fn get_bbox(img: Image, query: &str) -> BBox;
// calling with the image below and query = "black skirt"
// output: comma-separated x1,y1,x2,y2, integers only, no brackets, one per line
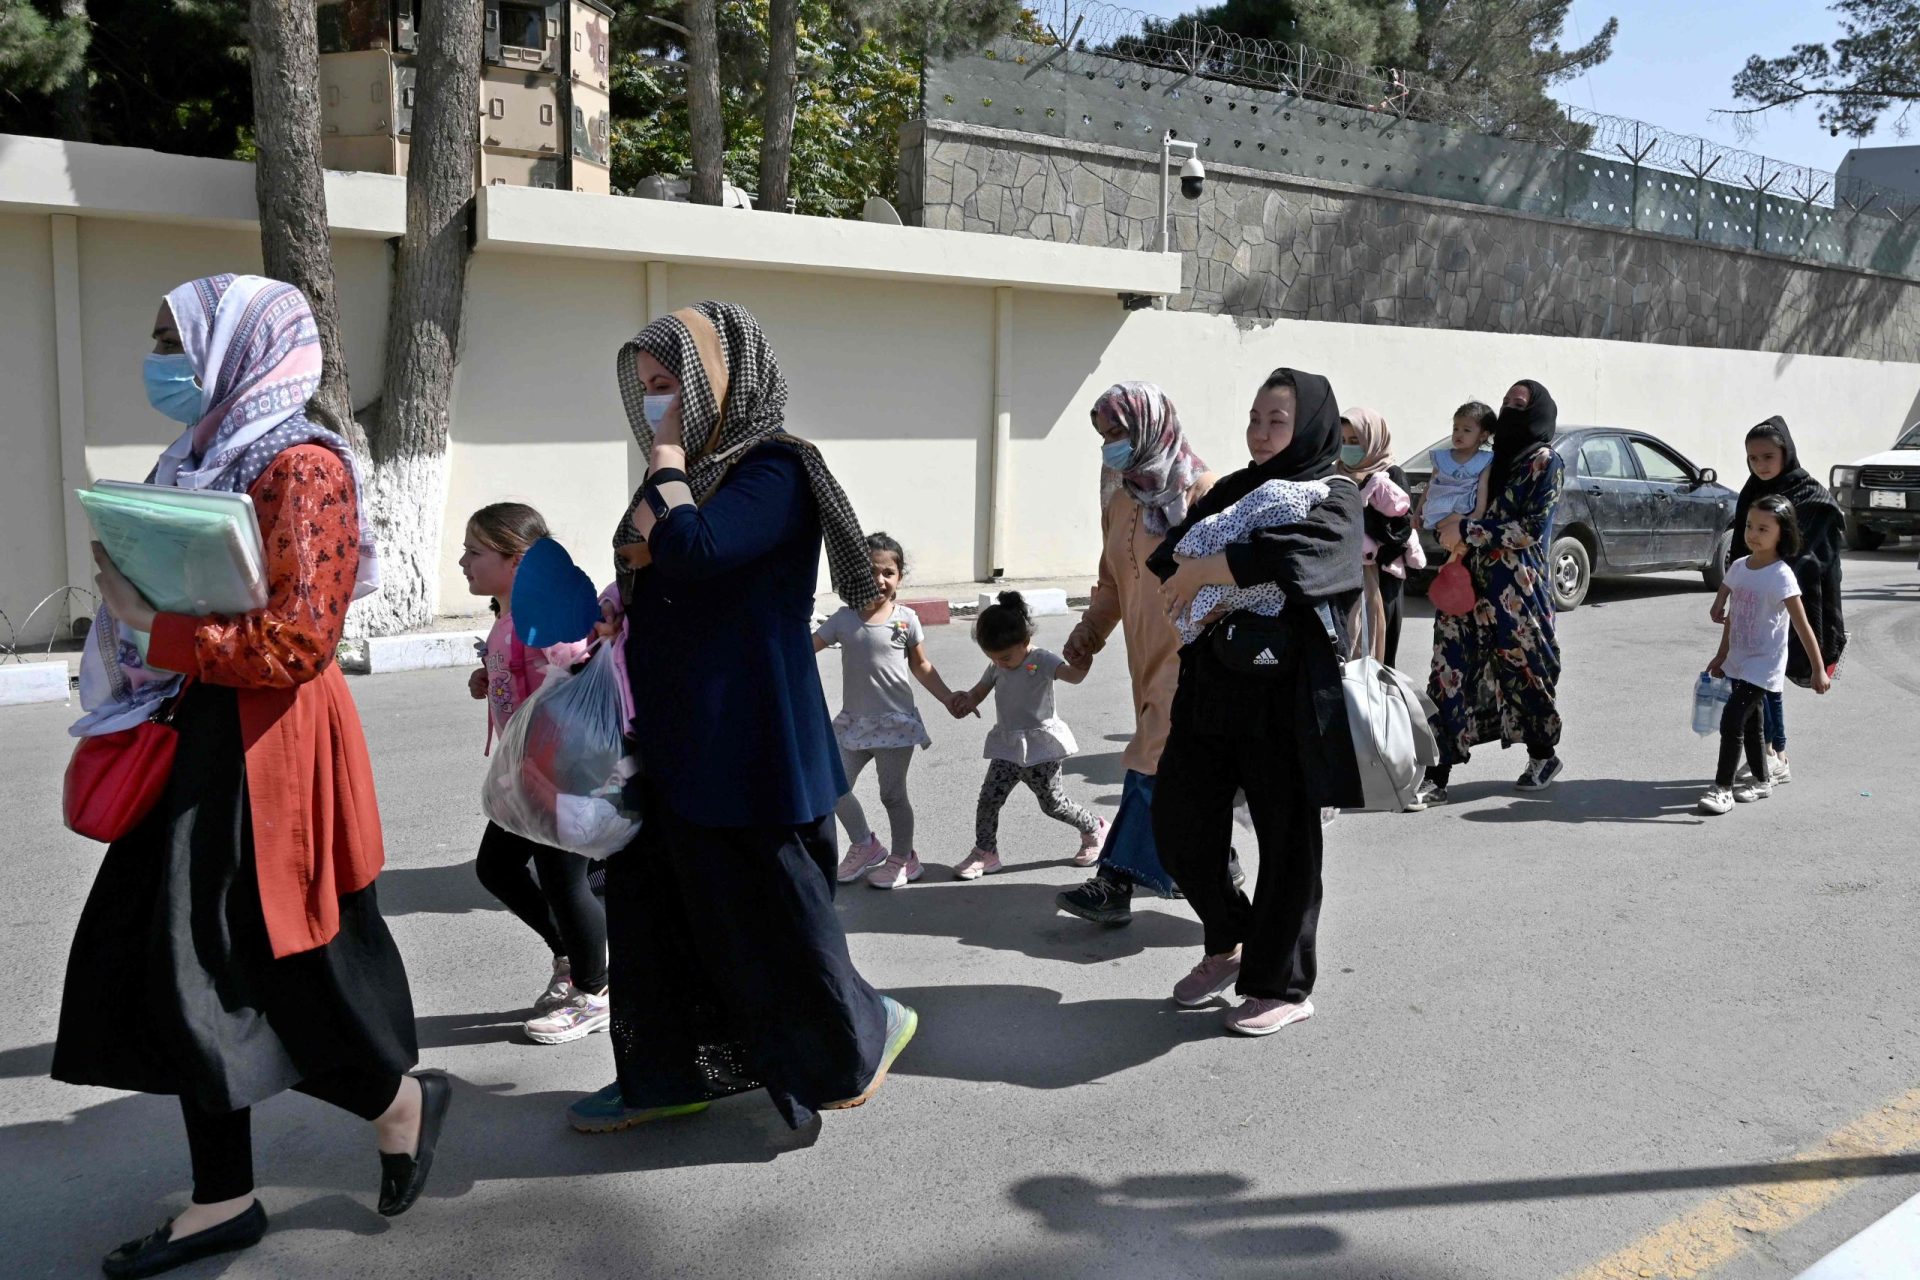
605,786,886,1130
52,686,417,1113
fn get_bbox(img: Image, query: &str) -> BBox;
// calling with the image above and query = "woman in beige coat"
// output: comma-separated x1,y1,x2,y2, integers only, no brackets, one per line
1057,382,1227,927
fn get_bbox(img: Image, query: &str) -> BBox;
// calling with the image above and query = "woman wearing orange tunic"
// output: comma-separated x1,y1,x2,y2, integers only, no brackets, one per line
54,275,444,1279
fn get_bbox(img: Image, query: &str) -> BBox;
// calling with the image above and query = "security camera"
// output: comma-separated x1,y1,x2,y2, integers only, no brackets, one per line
1180,155,1206,200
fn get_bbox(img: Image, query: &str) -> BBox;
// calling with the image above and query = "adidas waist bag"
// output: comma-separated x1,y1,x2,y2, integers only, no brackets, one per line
1209,611,1296,679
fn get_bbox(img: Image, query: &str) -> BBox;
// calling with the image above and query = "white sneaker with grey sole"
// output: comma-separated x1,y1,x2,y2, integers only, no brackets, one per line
525,988,610,1044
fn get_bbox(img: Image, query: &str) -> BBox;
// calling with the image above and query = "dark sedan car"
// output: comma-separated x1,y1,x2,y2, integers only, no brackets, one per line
1403,427,1738,610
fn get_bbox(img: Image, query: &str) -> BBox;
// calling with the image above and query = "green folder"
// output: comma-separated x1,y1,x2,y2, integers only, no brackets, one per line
77,482,268,664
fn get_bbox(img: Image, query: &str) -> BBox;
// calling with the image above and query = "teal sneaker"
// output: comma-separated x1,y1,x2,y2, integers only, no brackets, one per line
566,1082,711,1134
821,996,918,1111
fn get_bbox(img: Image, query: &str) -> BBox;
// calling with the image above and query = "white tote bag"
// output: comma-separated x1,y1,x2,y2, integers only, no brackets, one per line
1317,602,1440,813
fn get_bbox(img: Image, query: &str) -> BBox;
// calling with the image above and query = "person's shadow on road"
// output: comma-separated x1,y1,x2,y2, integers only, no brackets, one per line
883,983,1221,1089
1446,777,1704,825
838,878,1202,963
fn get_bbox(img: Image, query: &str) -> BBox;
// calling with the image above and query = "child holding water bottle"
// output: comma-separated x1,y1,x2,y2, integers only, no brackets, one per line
1697,495,1830,816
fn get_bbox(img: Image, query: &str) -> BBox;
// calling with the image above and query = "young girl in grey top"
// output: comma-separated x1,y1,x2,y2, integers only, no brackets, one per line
814,534,969,890
953,592,1108,881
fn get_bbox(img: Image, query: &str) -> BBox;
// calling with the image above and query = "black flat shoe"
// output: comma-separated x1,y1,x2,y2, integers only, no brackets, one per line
378,1071,452,1218
102,1200,267,1279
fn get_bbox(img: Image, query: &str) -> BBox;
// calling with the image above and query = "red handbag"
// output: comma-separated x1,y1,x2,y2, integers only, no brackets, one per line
63,689,186,843
1429,554,1476,617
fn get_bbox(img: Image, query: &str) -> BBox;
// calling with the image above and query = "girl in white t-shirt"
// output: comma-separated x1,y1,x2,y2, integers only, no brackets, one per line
1699,495,1831,815
814,533,971,890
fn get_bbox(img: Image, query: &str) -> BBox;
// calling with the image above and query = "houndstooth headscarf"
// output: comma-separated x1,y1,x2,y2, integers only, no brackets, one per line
614,301,880,609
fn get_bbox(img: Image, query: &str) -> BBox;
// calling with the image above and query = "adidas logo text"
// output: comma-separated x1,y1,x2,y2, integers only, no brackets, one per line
1253,649,1278,665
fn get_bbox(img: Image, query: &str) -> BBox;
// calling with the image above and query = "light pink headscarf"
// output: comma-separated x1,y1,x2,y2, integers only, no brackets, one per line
74,274,379,736
1094,381,1208,535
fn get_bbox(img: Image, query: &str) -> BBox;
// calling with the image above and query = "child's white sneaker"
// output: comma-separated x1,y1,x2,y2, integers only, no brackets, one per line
1734,779,1773,804
524,987,611,1044
534,955,572,1014
1769,752,1792,784
1698,785,1734,815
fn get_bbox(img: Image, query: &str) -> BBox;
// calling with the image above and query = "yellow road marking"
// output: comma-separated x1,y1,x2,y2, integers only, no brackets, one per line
1565,1087,1920,1280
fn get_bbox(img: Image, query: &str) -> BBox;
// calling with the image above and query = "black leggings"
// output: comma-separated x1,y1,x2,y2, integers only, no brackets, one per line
1379,570,1405,670
474,822,608,992
1716,679,1770,788
180,1071,401,1203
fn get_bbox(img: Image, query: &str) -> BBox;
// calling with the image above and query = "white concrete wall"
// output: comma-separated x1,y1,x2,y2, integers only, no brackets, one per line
3,136,1916,644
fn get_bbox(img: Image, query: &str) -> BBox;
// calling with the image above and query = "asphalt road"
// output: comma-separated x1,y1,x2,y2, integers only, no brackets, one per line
3,551,1917,1280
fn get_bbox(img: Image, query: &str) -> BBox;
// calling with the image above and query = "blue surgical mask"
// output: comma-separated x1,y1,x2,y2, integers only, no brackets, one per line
144,353,203,424
1340,443,1368,468
642,393,674,429
1101,440,1133,471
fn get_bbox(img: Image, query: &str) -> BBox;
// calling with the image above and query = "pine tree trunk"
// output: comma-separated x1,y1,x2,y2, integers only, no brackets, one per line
53,0,90,141
685,0,725,204
757,0,799,212
351,0,482,636
246,0,358,446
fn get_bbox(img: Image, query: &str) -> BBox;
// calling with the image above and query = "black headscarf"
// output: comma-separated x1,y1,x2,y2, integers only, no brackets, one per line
1730,416,1836,557
1729,416,1846,676
1150,367,1361,602
1488,379,1558,495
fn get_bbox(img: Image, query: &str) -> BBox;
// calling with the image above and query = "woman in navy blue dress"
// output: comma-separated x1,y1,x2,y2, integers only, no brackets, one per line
566,302,916,1134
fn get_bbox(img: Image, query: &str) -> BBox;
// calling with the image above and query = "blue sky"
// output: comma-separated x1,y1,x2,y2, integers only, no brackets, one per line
1119,0,1865,174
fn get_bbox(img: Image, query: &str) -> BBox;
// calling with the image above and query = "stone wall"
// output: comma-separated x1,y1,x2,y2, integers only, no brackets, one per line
900,119,1920,364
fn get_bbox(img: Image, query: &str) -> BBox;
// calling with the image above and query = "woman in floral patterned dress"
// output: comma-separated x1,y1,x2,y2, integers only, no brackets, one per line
1416,379,1567,806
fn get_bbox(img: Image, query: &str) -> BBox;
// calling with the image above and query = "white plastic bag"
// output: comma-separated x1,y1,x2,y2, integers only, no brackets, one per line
482,642,641,856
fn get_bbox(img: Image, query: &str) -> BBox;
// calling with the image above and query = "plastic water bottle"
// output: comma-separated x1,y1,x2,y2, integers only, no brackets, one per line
1692,673,1728,736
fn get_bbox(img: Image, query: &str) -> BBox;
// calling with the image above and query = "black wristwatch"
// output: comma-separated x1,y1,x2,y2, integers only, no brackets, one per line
641,467,689,523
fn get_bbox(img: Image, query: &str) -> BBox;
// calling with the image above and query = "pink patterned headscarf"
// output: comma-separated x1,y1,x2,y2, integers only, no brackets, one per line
74,274,379,736
1094,381,1208,535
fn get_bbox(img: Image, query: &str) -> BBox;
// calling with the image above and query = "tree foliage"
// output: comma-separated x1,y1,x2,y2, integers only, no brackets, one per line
1116,0,1614,138
609,0,984,214
0,0,90,99
3,0,250,153
1734,0,1920,139
1413,0,1615,138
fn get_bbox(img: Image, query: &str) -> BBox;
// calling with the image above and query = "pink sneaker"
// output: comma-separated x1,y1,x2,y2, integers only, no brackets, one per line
1172,948,1242,1007
1224,996,1314,1038
954,848,1003,880
1072,817,1109,867
837,834,889,883
866,850,922,890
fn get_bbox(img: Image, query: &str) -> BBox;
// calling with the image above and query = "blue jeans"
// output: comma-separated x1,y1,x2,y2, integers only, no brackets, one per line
1097,770,1177,898
1762,690,1786,752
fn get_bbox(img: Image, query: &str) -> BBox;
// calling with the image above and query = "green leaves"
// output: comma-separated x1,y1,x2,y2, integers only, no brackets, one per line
611,0,926,215
1,0,92,97
1734,0,1920,139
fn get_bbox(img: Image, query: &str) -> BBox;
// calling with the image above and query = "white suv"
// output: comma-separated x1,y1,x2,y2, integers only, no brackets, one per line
1831,422,1920,550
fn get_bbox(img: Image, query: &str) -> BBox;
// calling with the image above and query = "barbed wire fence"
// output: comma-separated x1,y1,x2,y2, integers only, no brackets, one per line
982,0,1912,220
0,587,95,668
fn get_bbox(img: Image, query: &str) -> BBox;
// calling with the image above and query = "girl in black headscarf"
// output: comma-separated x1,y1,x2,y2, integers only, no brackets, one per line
1714,416,1845,782
1418,379,1567,806
1146,368,1364,1039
